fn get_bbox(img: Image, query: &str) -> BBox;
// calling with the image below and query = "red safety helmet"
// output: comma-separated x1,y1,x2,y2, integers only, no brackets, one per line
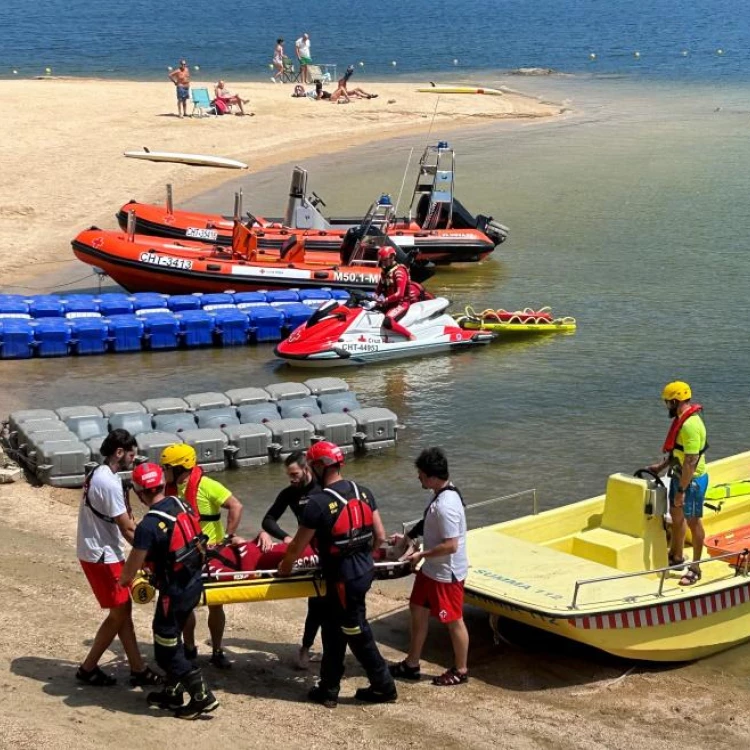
131,462,165,492
307,440,345,467
377,246,397,263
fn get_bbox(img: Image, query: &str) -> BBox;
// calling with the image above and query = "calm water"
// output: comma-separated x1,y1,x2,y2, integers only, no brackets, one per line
2,0,750,81
3,75,750,538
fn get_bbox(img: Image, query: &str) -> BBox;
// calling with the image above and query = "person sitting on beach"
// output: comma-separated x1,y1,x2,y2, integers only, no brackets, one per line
334,65,378,101
213,80,252,116
314,80,332,100
168,59,191,118
271,38,285,82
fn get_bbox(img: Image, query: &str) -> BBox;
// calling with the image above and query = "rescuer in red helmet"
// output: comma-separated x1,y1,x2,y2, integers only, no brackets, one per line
277,441,397,708
374,246,416,341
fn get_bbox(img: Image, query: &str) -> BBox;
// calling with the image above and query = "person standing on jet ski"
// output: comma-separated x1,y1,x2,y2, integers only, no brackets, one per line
375,246,430,341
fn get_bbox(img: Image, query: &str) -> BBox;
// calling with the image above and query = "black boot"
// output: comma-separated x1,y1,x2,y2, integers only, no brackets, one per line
147,680,184,709
174,668,219,720
308,683,339,708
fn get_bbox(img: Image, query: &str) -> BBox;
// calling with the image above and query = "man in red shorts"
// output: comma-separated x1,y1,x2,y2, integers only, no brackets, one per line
389,447,469,686
76,429,160,688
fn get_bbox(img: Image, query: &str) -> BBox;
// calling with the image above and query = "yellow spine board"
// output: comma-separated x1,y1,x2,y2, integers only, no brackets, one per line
201,576,326,606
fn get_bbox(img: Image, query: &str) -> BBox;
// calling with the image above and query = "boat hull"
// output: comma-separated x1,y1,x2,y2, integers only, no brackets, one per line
464,450,750,662
72,233,381,294
116,205,497,264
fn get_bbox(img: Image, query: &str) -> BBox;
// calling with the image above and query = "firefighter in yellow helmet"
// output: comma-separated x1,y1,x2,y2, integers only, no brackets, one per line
160,444,273,668
647,381,708,586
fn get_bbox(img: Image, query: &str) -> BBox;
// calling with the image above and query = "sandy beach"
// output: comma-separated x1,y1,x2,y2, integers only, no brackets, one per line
0,78,560,288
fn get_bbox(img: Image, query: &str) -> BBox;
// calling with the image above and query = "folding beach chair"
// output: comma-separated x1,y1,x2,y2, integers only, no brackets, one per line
191,88,216,117
281,56,300,83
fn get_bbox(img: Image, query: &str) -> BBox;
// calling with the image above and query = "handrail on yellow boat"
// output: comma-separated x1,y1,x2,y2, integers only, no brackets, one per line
569,548,749,609
403,488,538,529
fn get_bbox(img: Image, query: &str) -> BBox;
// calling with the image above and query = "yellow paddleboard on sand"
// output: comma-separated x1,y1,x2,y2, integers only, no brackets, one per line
417,85,503,96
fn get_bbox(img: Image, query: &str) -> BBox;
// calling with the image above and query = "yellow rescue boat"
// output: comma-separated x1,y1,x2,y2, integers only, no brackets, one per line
465,450,750,662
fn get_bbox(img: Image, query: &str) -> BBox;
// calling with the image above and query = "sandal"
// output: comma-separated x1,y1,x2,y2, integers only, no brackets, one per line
389,660,421,681
679,566,702,586
76,665,116,687
668,553,687,570
431,667,468,686
129,666,163,687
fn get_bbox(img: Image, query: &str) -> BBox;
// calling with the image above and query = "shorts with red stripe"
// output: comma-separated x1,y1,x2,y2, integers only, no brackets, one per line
409,570,465,623
80,560,130,609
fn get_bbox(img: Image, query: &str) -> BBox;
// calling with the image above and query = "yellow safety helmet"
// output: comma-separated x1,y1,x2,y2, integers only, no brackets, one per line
662,381,692,402
160,443,197,469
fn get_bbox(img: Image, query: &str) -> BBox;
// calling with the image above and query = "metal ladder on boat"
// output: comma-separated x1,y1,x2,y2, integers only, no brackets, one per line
409,141,455,229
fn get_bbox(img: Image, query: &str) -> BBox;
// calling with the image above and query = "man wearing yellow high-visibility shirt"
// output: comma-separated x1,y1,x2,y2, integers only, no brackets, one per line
648,381,708,586
160,444,274,668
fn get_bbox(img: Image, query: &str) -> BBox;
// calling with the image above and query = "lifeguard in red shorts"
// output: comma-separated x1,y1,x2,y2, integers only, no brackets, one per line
375,246,416,341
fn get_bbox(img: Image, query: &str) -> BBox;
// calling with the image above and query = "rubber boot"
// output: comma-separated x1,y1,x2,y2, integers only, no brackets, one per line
174,668,219,720
147,679,184,710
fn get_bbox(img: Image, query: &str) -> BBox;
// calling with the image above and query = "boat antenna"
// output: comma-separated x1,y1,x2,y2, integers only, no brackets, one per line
394,146,414,216
423,96,441,151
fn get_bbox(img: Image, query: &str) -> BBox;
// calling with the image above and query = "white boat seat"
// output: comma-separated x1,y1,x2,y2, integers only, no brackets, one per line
399,298,449,326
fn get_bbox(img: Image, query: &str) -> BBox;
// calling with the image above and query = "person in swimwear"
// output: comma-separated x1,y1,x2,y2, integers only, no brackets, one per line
214,80,252,116
169,59,191,118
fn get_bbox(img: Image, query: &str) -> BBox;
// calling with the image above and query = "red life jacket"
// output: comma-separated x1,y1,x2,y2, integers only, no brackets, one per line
165,466,222,523
146,496,208,587
325,481,374,556
205,540,318,576
377,264,410,307
662,404,707,456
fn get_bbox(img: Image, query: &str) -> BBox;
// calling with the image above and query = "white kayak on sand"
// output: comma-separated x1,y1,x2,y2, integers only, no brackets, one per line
417,85,504,96
123,148,248,169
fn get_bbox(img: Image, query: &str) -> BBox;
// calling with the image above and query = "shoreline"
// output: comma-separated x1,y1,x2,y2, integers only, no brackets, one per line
1,78,564,289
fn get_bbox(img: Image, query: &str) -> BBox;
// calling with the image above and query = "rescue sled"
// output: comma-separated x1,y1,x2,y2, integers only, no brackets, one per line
455,305,577,336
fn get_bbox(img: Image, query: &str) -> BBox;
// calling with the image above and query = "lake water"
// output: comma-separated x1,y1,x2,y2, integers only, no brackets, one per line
3,73,749,537
3,0,750,82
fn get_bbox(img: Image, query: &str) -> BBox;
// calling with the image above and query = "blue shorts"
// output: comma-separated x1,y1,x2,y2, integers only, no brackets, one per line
669,473,709,518
176,85,190,101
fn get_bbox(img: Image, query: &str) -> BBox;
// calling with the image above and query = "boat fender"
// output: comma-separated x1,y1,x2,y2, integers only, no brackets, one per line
332,347,352,359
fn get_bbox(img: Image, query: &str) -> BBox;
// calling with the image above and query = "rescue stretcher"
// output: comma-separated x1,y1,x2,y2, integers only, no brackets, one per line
200,541,413,606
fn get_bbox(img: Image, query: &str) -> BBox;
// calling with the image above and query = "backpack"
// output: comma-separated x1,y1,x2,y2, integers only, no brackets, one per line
325,481,374,556
292,84,306,98
147,497,208,585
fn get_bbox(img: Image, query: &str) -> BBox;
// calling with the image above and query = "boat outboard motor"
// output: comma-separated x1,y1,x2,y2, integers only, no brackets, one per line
634,469,669,517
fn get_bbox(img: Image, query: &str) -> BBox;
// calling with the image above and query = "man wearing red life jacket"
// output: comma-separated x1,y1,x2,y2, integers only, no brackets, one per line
160,443,273,669
647,381,709,586
120,463,218,719
375,246,416,341
278,441,397,708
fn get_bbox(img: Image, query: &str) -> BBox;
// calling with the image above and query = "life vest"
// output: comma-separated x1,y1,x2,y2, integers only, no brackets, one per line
662,404,708,457
166,466,222,523
324,481,374,556
146,496,208,587
377,264,410,306
205,540,319,576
